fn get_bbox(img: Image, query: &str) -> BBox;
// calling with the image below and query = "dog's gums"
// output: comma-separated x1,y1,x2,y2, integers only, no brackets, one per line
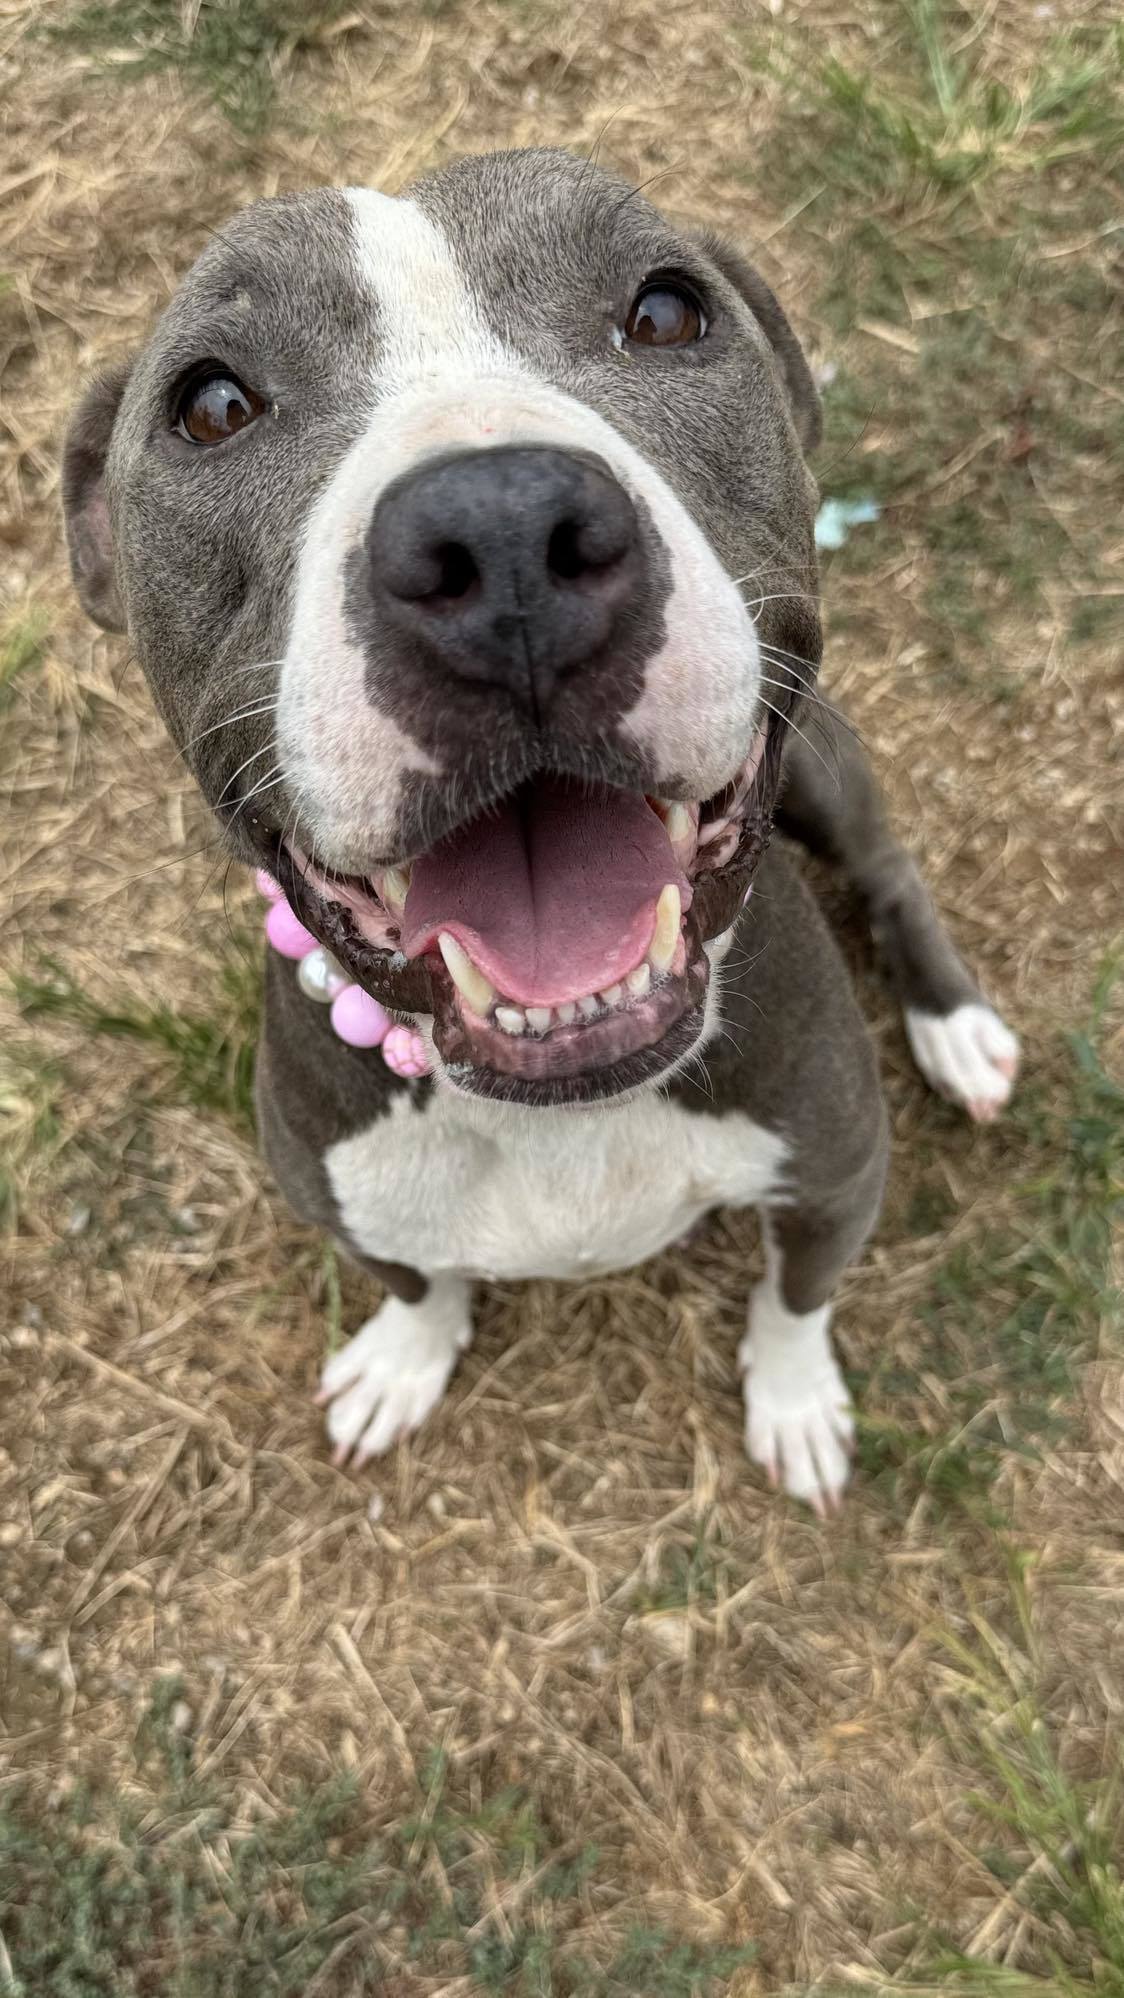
268,727,768,1100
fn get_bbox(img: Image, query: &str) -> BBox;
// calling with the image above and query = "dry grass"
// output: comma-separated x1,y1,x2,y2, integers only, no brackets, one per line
1,0,1122,1990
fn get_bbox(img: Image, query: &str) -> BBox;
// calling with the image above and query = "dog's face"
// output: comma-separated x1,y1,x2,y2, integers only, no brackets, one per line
64,148,821,1105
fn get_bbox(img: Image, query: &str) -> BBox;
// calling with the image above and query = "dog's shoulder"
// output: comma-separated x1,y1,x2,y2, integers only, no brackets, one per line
674,841,886,1192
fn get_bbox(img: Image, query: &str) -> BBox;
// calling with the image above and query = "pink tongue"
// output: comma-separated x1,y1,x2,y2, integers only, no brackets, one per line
401,779,688,1008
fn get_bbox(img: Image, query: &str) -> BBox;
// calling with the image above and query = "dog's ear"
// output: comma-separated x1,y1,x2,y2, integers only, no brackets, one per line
694,232,822,455
61,363,132,632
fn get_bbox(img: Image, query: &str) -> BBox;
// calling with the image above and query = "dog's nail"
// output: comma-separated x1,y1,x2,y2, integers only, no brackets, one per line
968,1098,999,1123
332,1442,351,1468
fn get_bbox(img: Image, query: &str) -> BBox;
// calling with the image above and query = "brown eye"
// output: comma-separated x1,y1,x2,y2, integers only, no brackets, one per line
623,282,706,348
175,372,266,444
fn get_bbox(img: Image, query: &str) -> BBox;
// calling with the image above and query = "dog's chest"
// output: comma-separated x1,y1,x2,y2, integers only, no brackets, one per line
325,1091,788,1282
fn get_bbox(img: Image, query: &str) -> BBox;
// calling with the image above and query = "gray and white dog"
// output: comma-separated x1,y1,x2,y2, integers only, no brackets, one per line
63,149,1018,1512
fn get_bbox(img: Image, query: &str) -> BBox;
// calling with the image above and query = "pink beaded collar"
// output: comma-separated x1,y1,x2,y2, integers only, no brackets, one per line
256,870,430,1077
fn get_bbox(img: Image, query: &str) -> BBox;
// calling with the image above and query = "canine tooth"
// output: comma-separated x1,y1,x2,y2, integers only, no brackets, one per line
438,933,495,1016
599,983,623,1006
526,1007,553,1033
626,962,651,998
495,1005,526,1036
648,883,681,974
664,804,691,847
577,995,600,1017
555,1002,577,1026
381,865,412,909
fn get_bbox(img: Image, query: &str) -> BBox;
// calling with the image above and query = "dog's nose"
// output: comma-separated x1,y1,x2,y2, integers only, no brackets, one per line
365,446,645,717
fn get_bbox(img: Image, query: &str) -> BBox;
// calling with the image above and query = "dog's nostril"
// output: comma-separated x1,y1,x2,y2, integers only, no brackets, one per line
432,541,479,602
547,515,629,588
547,519,586,583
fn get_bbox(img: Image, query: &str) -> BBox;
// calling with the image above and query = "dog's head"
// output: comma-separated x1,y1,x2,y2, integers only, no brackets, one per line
63,148,821,1106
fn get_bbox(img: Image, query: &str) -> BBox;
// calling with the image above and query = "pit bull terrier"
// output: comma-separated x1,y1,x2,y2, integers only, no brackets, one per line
62,148,1018,1511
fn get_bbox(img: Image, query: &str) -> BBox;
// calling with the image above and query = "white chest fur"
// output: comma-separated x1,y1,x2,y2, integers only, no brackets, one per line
326,1088,790,1282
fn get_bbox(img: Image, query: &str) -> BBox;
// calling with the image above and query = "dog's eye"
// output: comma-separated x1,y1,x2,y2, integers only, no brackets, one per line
623,282,706,348
175,372,266,445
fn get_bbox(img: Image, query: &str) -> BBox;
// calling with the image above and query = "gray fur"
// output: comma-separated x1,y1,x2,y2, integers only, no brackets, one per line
60,148,1013,1502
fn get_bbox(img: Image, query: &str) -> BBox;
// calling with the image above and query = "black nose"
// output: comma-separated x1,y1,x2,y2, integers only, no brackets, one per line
365,446,646,718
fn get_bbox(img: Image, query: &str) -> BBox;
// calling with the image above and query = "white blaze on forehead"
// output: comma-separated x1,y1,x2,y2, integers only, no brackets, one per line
280,184,762,868
344,187,517,390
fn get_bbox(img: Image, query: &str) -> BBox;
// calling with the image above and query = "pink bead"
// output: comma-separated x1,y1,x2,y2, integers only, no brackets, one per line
381,1024,430,1078
265,897,319,960
330,984,391,1048
255,868,285,902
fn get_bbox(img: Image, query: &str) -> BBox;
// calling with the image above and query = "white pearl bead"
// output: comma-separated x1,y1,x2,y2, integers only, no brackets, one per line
297,946,346,1004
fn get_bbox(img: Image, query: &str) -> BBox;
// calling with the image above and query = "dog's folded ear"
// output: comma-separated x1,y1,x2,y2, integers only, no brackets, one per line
61,363,132,632
693,232,822,455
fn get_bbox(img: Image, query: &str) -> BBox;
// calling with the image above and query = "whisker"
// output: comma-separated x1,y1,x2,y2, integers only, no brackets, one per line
756,650,821,693
755,641,821,679
672,1048,715,1104
756,662,864,742
226,766,286,831
756,672,843,718
184,699,278,752
741,587,822,611
613,164,679,216
757,696,839,788
217,738,281,806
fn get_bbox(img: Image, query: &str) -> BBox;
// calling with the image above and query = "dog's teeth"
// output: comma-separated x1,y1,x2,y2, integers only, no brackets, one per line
555,1002,577,1026
648,884,681,974
526,1006,552,1033
577,995,600,1018
664,804,691,847
381,864,412,909
495,1005,526,1036
438,933,495,1016
626,962,651,998
599,983,623,1007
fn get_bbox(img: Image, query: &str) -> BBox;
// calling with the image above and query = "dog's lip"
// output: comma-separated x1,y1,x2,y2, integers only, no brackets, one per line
431,920,711,1105
275,726,767,889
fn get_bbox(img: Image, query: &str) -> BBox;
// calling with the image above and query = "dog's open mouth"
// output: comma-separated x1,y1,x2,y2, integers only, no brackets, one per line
273,727,769,1102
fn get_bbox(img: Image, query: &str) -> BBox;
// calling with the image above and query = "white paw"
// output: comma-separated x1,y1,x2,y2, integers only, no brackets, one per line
315,1286,471,1469
905,1000,1019,1123
738,1289,853,1516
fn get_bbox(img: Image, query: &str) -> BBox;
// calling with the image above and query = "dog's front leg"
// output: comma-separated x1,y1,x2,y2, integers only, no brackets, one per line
316,1272,473,1468
740,1154,885,1516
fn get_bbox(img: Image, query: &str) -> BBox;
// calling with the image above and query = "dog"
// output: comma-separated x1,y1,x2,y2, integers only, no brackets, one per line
62,148,1019,1513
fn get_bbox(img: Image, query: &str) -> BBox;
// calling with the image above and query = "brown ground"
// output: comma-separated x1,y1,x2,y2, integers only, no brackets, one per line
1,0,1122,1990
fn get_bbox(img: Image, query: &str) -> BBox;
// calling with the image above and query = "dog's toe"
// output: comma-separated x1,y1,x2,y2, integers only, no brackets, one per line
905,1001,1019,1121
740,1329,854,1515
317,1298,465,1469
